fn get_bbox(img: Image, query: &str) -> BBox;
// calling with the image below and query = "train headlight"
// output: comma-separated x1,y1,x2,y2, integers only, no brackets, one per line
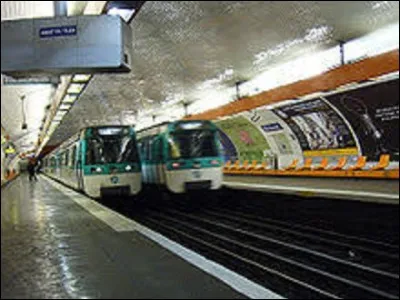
125,165,132,172
91,167,104,173
211,160,220,166
172,162,181,169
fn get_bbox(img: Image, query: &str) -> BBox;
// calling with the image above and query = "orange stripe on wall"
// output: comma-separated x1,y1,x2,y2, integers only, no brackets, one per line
186,50,399,120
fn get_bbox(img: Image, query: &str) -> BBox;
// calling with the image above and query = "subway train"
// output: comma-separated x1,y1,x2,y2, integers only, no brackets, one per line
43,126,142,198
137,120,224,194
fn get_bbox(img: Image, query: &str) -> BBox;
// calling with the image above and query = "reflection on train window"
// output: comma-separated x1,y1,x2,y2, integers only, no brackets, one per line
168,130,218,159
86,133,139,165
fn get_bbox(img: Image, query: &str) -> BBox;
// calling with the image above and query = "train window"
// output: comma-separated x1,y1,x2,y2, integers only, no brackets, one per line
148,139,152,161
117,138,140,163
153,137,163,163
71,146,77,166
157,138,164,164
137,142,143,158
86,131,140,165
158,138,164,163
86,140,103,165
149,138,154,162
65,150,70,166
143,139,150,162
152,138,158,163
168,130,218,159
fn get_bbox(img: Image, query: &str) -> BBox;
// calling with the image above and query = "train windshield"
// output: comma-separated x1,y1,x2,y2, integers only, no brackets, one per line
168,130,218,159
86,128,140,165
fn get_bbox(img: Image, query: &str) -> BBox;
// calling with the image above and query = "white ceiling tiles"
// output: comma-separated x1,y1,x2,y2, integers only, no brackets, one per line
1,1,55,153
1,1,398,149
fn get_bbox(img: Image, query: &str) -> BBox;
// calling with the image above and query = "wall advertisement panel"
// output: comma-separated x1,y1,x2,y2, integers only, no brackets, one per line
273,99,359,157
325,79,399,161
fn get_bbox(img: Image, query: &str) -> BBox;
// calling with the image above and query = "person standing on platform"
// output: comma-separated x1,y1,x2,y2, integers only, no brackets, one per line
27,159,38,182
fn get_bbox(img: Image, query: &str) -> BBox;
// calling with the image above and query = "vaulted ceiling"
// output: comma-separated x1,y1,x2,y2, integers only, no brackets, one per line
1,1,399,151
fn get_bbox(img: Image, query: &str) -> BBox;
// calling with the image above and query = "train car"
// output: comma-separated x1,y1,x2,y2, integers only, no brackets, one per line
43,125,142,198
137,120,224,194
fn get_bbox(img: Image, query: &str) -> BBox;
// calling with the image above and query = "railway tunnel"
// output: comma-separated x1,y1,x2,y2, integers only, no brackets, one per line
1,1,399,299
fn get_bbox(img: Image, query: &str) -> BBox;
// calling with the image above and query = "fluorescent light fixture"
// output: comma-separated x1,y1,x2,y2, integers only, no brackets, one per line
179,122,204,130
188,88,234,115
55,110,68,119
47,123,59,136
67,83,85,94
62,94,78,104
344,22,399,63
98,128,124,136
243,46,341,98
72,74,92,83
59,103,71,111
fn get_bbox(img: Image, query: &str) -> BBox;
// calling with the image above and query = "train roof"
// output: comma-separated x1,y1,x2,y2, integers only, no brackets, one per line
137,120,217,139
137,120,216,133
44,125,137,158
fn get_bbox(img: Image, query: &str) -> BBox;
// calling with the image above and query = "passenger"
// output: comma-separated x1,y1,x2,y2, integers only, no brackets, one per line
27,160,38,182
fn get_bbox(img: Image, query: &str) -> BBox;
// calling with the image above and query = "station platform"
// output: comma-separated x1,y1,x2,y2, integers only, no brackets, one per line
1,175,278,299
223,175,400,204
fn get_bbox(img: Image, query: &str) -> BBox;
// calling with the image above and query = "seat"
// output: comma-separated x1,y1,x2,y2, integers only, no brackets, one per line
246,160,259,171
297,158,313,171
329,157,348,171
348,156,367,171
255,161,269,171
230,160,241,171
238,160,250,171
313,158,329,171
251,161,270,175
223,161,232,171
284,159,299,171
371,154,390,171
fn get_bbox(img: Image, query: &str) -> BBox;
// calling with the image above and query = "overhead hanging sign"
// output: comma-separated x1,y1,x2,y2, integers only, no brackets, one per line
1,15,132,78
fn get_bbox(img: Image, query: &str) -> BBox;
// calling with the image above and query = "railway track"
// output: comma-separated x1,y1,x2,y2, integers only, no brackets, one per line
104,190,399,299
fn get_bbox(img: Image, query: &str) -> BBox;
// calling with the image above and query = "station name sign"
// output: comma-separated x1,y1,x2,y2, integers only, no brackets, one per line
39,25,77,39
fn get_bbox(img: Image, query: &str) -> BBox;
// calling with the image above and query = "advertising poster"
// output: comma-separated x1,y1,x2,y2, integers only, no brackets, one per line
216,116,271,162
326,79,399,161
273,99,358,157
248,109,303,157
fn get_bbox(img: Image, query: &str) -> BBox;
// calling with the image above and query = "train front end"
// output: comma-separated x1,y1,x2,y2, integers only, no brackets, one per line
165,121,223,194
82,126,142,198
